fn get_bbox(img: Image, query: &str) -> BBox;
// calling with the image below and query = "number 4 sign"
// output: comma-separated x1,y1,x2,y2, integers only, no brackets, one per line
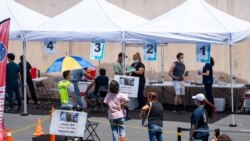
90,42,105,60
44,40,56,55
143,42,157,61
196,43,211,63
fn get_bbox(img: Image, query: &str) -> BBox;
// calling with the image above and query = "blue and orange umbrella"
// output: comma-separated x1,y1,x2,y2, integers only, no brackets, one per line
46,56,94,73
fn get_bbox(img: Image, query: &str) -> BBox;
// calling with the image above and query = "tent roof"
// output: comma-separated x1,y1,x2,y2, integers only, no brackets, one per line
0,0,49,40
26,0,148,42
126,0,250,44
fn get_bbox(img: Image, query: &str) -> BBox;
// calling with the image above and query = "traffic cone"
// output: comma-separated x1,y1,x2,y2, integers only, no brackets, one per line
33,118,44,136
50,134,55,141
6,128,13,141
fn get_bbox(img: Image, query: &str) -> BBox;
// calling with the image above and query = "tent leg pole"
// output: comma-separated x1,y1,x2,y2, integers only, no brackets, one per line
21,41,29,116
229,44,236,127
122,42,126,75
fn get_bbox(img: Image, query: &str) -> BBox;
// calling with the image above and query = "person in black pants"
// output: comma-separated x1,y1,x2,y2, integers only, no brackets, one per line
19,55,38,104
131,52,146,110
198,57,215,104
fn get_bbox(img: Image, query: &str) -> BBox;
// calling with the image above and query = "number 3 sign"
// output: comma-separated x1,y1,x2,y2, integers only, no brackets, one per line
196,43,211,63
44,40,56,55
90,42,105,60
143,42,157,61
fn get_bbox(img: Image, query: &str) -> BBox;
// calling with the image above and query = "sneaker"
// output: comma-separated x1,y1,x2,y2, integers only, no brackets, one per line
16,107,21,111
6,107,13,112
173,110,180,114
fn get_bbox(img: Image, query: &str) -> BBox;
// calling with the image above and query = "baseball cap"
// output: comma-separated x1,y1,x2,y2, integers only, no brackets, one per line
118,52,128,58
192,93,206,101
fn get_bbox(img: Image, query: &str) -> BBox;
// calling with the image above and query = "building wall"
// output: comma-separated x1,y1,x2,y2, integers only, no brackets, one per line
11,0,250,84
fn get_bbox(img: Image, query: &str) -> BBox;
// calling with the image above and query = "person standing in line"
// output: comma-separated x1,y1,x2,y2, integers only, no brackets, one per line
104,80,130,141
113,52,127,75
6,53,22,111
131,52,146,110
189,93,216,141
168,52,186,114
198,57,215,104
58,70,77,110
140,91,163,141
71,68,93,111
18,55,38,104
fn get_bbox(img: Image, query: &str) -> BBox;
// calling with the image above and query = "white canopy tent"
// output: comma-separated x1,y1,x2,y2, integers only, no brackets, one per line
25,0,148,42
126,0,250,44
127,0,250,127
1,0,49,115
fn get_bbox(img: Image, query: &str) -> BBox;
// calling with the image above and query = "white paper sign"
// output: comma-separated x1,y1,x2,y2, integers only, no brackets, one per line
114,75,139,98
196,43,210,63
44,41,56,55
50,110,87,137
90,42,105,60
143,42,157,61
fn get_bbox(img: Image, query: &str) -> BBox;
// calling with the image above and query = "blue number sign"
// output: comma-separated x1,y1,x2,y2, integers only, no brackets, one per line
196,43,211,63
90,42,105,60
143,42,157,61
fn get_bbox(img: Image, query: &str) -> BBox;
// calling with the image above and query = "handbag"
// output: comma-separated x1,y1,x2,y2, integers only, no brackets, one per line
141,102,152,127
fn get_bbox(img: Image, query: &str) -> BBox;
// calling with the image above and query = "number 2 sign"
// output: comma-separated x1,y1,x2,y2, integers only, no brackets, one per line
44,40,56,55
143,42,157,61
196,43,211,63
90,42,105,60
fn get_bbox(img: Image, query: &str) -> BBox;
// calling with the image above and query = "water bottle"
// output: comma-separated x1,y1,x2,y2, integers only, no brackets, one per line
37,70,41,78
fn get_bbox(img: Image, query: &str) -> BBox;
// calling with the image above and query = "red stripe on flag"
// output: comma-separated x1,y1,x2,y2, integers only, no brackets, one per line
0,18,10,133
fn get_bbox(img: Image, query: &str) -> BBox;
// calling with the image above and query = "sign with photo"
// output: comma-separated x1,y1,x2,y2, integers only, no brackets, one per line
90,42,105,60
114,75,139,98
44,40,56,55
50,110,87,137
143,42,157,61
196,43,210,63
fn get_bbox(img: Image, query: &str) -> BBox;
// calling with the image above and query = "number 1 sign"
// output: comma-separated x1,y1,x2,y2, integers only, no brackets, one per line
90,42,105,60
143,42,157,61
196,43,211,63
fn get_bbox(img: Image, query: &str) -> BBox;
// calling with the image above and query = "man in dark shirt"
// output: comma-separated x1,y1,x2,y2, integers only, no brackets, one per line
85,68,109,110
168,52,186,114
6,53,22,111
18,55,38,104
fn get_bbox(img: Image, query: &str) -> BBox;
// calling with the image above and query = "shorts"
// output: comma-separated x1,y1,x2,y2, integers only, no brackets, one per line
173,81,185,95
86,93,97,100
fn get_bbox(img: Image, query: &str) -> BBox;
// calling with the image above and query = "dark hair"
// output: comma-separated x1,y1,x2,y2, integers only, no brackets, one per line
109,80,119,94
63,70,70,79
118,52,127,58
218,133,232,141
147,91,159,101
20,55,24,61
210,57,214,66
7,53,15,61
99,68,106,75
201,99,216,119
176,52,183,59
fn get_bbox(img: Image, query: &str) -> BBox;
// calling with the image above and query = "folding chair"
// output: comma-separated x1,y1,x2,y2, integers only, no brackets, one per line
84,119,100,141
35,81,54,109
241,84,250,112
49,77,63,100
96,85,108,112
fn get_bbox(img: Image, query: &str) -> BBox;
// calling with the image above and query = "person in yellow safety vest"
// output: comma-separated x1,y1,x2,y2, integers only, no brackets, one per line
58,70,77,110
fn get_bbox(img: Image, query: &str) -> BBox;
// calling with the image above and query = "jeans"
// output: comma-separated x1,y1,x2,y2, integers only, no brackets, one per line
204,83,214,104
137,78,146,108
72,82,84,108
109,117,126,141
6,81,21,108
148,124,163,141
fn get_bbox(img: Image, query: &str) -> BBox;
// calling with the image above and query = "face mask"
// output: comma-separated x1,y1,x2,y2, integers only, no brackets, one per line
133,59,138,63
180,59,184,62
